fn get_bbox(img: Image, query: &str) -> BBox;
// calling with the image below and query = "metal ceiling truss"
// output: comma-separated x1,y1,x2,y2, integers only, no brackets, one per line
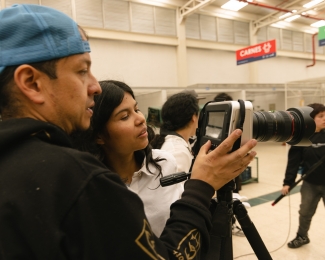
179,0,216,23
237,0,325,34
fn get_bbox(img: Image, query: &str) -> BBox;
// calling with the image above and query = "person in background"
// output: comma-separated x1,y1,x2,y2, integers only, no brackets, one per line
150,92,199,173
214,92,233,102
282,103,325,249
72,80,184,236
0,4,257,258
147,124,157,143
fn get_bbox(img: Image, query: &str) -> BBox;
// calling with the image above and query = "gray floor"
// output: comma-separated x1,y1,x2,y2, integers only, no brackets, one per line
232,142,325,260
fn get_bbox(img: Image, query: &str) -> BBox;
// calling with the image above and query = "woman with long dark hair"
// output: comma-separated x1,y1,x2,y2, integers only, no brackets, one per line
72,80,184,236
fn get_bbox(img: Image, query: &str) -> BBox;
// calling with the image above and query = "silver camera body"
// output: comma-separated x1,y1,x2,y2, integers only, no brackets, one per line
195,100,253,152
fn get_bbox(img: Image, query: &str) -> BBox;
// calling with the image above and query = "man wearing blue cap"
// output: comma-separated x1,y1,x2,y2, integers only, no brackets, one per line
0,4,257,259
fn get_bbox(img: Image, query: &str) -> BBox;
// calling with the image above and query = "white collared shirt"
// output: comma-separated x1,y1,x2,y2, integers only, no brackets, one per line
160,135,193,173
127,149,184,236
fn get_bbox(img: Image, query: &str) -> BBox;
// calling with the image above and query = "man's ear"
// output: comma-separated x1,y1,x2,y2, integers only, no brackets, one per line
191,114,197,122
14,65,46,104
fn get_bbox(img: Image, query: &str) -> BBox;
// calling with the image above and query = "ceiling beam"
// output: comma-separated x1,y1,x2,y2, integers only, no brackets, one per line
244,0,325,34
179,0,216,23
254,0,302,24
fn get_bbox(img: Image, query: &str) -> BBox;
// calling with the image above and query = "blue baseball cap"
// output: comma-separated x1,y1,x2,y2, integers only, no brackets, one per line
0,4,90,74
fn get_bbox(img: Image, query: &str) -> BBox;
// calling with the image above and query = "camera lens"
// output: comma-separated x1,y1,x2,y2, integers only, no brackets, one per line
252,107,315,146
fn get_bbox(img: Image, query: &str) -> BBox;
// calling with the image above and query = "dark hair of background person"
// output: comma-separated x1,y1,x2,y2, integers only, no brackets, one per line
308,103,325,119
71,80,165,177
214,92,233,102
150,92,199,149
147,124,157,143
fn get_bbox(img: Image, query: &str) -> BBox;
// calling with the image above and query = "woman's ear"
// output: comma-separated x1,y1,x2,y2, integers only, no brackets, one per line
14,65,45,104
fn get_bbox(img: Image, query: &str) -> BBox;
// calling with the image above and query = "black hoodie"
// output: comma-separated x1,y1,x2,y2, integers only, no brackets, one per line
0,118,214,259
283,129,325,186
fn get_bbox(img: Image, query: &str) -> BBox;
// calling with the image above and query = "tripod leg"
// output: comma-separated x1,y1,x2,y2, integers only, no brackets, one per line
233,200,273,260
205,199,233,260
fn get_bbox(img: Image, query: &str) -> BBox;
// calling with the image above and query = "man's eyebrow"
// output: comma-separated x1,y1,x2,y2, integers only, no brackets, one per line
81,58,91,66
76,57,91,67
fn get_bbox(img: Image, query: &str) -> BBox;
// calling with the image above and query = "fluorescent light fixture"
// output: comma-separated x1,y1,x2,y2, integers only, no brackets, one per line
279,12,292,19
284,14,301,22
303,0,324,9
271,22,286,29
221,0,248,11
310,20,325,27
278,9,298,20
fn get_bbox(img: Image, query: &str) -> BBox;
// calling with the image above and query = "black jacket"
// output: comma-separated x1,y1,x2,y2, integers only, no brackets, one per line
0,118,214,259
283,129,325,186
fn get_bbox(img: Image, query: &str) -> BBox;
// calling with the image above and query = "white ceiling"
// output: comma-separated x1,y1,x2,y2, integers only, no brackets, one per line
126,0,325,97
131,0,325,29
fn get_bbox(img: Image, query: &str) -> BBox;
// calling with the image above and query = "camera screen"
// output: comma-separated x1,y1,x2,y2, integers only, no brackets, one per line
205,111,225,139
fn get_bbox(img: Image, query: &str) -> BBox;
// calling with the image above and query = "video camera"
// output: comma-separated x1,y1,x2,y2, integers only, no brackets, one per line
160,100,315,187
192,100,316,157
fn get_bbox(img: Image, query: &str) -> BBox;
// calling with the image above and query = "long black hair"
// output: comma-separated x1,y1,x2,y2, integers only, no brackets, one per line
150,92,199,149
72,80,164,177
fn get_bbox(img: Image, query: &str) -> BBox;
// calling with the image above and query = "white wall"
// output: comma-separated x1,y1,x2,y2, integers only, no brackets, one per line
90,38,325,87
186,48,325,85
248,92,286,111
187,48,250,85
88,37,325,112
89,38,178,87
256,56,325,83
136,90,166,119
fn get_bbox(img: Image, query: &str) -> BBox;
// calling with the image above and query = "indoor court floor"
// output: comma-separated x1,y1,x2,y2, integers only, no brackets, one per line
232,142,325,260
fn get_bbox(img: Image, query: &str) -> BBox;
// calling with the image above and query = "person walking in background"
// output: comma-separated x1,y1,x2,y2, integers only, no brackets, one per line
150,92,200,173
72,80,184,236
282,103,325,249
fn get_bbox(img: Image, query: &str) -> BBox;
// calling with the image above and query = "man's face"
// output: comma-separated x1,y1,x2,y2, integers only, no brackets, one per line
42,52,101,134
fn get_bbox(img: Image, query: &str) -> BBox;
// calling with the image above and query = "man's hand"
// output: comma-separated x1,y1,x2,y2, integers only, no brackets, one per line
191,129,257,191
281,185,290,195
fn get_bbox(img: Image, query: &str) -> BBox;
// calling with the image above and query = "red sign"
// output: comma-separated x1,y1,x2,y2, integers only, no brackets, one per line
236,39,276,65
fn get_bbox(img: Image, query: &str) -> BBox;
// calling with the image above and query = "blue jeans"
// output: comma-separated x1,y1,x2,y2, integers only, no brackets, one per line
298,181,325,237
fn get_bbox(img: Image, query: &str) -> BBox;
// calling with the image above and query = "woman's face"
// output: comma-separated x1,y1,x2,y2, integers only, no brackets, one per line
314,111,325,132
97,92,148,155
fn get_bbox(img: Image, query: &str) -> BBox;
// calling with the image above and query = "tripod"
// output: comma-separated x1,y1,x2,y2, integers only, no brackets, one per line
161,174,273,259
204,180,272,260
